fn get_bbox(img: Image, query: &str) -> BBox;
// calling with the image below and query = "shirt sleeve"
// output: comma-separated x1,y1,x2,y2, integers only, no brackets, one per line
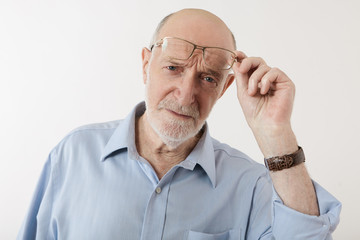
17,152,56,240
270,180,342,240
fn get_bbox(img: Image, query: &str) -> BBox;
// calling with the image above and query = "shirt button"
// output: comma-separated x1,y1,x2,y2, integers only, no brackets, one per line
155,187,162,194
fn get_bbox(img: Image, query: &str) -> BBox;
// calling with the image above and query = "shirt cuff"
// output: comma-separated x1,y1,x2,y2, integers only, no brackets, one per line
272,181,342,240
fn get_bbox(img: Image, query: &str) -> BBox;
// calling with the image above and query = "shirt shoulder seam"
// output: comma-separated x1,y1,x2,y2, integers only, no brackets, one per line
213,147,260,166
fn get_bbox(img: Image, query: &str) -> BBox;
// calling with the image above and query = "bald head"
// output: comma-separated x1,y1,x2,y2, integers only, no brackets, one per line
150,9,236,50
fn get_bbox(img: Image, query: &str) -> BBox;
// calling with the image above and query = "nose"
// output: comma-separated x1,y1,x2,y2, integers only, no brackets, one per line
173,69,198,106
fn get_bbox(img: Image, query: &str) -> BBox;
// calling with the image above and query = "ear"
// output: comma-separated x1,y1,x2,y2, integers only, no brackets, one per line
141,47,152,84
218,73,235,99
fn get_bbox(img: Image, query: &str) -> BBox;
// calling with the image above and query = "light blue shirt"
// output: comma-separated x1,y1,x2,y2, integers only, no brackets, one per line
18,102,341,240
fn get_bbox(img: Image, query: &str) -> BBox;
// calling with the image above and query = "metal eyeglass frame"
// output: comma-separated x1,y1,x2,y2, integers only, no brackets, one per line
150,36,237,70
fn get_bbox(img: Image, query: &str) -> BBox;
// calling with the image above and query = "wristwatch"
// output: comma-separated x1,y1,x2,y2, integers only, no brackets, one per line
264,146,305,171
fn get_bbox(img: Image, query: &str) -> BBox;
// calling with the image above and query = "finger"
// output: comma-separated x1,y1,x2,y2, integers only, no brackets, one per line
234,50,247,62
259,68,278,94
233,62,248,89
248,64,271,96
260,68,294,94
239,57,266,74
232,51,249,93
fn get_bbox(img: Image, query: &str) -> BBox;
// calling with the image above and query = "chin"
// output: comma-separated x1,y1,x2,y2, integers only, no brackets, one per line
146,112,204,149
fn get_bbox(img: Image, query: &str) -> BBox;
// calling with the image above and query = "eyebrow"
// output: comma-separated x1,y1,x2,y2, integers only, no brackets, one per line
206,68,224,80
160,57,186,66
168,59,185,65
163,58,225,79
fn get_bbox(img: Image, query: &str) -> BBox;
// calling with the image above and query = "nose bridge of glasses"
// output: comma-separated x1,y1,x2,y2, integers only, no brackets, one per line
194,46,222,69
186,45,207,64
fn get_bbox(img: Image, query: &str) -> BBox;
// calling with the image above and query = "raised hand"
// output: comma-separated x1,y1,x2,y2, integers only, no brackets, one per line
232,51,298,157
232,51,319,215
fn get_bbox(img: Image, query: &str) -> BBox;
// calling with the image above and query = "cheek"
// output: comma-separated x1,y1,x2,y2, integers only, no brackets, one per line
198,80,227,118
146,73,172,105
197,94,218,120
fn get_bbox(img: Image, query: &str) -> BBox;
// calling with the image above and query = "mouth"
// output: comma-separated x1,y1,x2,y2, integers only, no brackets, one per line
166,109,193,120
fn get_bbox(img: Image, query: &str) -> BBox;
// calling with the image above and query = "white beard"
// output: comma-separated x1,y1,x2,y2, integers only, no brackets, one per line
145,97,205,149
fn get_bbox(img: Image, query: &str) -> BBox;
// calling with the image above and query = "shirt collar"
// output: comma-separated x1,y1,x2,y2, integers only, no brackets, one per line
100,101,216,188
181,124,216,188
100,102,145,162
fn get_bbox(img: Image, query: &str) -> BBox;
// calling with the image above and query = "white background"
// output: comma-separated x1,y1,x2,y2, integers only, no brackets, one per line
1,0,359,239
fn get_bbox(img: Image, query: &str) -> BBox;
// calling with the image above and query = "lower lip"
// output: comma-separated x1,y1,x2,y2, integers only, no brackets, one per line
166,109,192,119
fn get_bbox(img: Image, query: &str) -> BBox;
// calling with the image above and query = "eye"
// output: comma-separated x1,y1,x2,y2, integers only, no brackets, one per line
204,76,215,83
167,66,177,71
201,76,218,88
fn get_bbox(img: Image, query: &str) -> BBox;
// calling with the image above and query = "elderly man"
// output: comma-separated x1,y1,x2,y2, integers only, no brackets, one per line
18,9,341,240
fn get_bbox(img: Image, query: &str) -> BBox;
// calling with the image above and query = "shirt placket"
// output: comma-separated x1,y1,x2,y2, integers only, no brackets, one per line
140,172,174,240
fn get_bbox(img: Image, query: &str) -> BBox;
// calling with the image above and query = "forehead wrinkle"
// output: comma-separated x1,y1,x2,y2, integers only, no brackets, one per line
159,52,225,79
183,56,225,80
189,54,224,79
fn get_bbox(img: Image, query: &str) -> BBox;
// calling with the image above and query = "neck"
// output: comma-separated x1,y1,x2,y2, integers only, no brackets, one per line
135,112,203,179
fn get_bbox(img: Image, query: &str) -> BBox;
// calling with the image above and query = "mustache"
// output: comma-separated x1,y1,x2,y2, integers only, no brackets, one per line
158,99,199,119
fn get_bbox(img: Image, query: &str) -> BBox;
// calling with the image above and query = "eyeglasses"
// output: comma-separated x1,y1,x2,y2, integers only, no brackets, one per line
150,37,237,70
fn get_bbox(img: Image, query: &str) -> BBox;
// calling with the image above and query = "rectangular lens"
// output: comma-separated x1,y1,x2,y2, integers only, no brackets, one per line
204,48,235,70
162,38,194,60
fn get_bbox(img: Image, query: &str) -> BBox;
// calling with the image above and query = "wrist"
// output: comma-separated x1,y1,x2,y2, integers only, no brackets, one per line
264,146,305,171
251,124,298,158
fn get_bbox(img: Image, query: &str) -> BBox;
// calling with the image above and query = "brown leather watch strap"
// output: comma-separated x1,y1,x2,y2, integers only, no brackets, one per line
264,146,305,171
